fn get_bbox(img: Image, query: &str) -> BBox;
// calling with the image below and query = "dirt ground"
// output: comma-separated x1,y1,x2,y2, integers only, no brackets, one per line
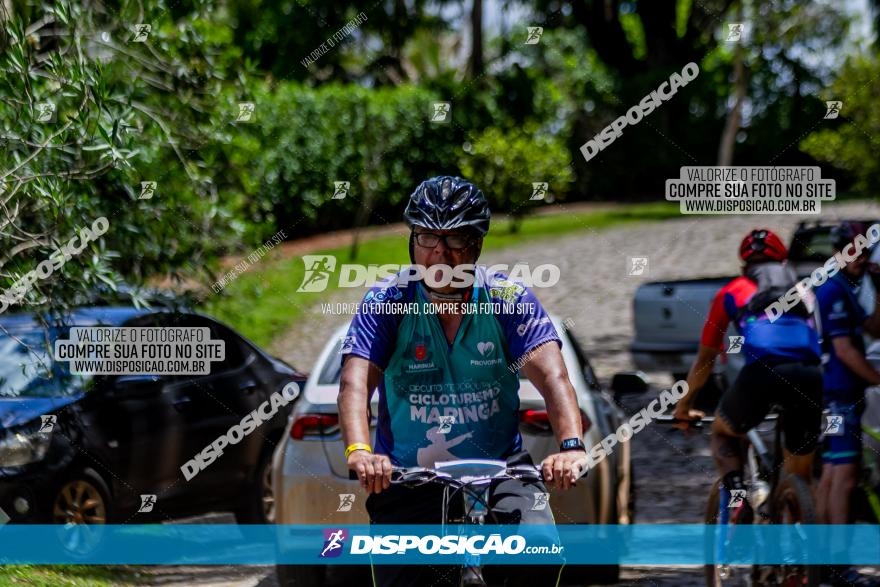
138,201,879,586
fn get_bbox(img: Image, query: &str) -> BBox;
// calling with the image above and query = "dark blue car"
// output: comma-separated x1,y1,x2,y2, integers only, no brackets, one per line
0,306,305,525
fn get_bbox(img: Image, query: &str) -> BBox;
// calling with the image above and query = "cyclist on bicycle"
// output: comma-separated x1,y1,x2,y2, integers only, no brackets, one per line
338,176,587,587
673,229,823,522
814,221,880,585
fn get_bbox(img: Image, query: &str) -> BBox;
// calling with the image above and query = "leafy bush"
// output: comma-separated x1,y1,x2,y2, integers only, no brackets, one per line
800,56,880,195
232,82,461,238
0,0,250,308
458,126,574,231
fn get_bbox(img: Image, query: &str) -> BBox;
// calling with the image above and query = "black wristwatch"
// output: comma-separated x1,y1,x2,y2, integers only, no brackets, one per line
560,437,586,453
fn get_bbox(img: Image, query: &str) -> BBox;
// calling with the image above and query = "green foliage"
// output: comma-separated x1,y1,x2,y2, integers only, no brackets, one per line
0,0,251,310
458,126,574,228
232,82,459,237
800,55,880,194
0,565,143,586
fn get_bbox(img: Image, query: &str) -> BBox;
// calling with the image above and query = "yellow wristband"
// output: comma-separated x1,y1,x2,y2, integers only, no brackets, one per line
345,442,372,459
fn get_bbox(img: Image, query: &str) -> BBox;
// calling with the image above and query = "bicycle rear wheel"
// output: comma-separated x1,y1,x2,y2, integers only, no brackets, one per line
766,474,819,587
704,479,753,587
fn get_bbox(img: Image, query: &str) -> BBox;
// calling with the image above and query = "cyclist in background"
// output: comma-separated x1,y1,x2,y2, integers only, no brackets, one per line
673,229,823,523
814,221,880,586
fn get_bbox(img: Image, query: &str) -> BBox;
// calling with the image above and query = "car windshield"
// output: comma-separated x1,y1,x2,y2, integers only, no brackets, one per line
789,230,835,262
0,327,90,399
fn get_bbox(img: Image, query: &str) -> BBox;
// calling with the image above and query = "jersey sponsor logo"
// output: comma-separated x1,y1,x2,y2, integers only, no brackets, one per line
364,286,403,303
489,279,525,304
405,336,438,372
406,362,438,372
516,316,551,337
477,341,495,356
471,340,502,366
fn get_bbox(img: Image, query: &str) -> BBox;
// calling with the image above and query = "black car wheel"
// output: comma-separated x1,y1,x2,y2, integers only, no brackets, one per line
234,450,275,524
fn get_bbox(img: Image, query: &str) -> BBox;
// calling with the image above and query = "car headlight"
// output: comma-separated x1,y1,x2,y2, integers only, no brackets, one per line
0,422,53,467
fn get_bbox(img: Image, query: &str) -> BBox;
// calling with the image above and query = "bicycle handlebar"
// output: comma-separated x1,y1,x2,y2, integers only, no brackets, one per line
389,464,544,486
654,414,712,429
348,464,544,484
655,412,778,430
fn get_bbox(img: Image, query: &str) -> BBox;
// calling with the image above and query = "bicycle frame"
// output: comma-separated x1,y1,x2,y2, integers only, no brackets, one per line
389,459,545,587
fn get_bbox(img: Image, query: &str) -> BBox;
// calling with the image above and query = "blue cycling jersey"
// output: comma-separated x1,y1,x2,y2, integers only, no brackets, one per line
815,272,868,400
340,267,561,467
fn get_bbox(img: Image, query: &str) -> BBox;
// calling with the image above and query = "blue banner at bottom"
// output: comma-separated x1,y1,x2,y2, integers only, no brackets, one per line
0,524,877,565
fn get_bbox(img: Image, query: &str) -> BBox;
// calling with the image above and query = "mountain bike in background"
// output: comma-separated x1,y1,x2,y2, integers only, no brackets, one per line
660,411,819,587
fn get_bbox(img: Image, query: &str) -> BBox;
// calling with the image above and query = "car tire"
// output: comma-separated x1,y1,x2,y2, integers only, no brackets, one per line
50,467,113,525
276,564,326,587
234,449,275,524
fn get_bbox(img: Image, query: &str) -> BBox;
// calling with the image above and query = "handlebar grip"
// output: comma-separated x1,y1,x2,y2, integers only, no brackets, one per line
654,414,704,428
671,417,703,429
349,469,358,481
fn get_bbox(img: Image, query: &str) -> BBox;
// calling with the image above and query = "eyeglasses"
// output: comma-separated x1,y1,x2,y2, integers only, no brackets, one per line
413,232,474,250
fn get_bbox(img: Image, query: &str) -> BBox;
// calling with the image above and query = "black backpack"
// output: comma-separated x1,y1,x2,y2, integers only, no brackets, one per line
736,262,811,323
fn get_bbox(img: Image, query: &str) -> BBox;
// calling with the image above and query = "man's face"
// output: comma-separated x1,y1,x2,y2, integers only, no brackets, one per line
412,227,480,292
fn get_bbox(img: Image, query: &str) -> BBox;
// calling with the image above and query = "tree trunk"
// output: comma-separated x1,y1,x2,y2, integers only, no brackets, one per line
469,0,483,78
717,3,746,166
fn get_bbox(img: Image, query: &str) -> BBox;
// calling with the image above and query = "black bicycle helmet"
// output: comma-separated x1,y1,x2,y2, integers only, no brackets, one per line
403,176,490,236
831,220,872,252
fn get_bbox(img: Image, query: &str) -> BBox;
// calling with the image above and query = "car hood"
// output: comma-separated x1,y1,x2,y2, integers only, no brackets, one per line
0,395,82,429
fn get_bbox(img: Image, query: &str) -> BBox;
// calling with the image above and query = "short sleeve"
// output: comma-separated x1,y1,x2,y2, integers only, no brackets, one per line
700,287,734,350
340,282,406,370
816,281,856,340
488,275,561,364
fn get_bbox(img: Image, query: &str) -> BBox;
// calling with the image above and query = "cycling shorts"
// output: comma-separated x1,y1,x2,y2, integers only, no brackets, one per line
717,360,823,455
822,400,864,465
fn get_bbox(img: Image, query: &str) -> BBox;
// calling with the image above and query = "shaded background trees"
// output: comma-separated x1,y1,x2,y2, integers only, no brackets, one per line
0,0,876,305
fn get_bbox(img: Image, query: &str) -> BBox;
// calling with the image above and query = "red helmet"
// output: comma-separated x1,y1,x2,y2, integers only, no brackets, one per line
739,229,787,262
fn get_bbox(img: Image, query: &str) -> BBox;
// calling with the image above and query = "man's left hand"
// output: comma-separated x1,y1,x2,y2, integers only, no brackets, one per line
541,451,589,490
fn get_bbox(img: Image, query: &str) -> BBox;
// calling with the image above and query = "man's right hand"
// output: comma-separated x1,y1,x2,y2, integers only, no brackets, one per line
348,450,393,494
671,404,705,432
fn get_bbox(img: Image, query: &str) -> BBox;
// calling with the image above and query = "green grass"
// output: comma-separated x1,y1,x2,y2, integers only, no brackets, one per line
202,201,681,352
0,565,145,586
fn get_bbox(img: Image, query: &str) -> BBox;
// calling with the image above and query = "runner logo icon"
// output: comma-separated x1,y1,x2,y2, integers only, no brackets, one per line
298,256,337,292
320,529,348,558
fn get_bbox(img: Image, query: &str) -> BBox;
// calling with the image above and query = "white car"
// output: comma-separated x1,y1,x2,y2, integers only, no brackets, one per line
273,316,640,586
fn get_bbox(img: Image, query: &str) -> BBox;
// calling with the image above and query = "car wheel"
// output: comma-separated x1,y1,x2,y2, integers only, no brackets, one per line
52,468,111,525
276,564,325,587
234,450,275,524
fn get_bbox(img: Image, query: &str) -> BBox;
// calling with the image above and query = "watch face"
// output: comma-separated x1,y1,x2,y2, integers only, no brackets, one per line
561,438,583,450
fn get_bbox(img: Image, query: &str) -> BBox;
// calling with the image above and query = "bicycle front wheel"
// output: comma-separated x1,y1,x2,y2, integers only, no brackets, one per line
766,474,820,587
704,479,753,587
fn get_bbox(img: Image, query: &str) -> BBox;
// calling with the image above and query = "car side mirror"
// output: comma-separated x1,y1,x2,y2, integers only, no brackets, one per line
611,371,649,397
